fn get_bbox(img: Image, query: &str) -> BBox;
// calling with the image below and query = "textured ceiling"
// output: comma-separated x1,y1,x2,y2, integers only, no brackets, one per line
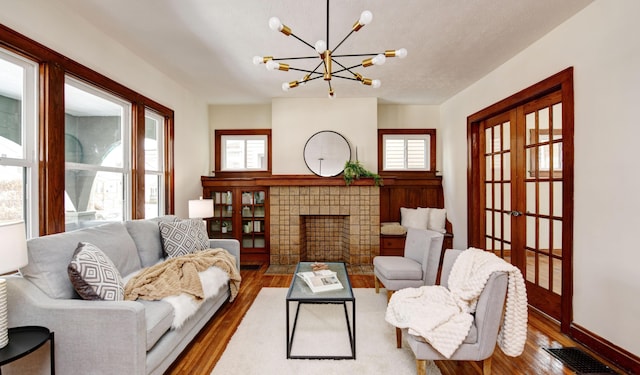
56,0,593,105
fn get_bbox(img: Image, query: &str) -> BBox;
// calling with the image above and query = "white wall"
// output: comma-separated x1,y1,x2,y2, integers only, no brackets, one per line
0,0,210,218
272,98,378,174
440,0,640,355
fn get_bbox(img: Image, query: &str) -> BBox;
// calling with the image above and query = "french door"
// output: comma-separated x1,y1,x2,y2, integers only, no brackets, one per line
468,69,574,330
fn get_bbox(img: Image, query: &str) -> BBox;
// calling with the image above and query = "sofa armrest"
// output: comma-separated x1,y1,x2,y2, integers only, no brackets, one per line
209,238,241,271
7,276,148,375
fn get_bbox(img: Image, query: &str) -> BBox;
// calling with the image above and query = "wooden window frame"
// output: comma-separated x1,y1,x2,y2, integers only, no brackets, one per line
214,129,272,178
0,24,175,235
378,128,437,177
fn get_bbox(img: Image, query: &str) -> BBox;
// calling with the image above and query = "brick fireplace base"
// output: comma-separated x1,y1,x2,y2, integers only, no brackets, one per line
269,185,380,265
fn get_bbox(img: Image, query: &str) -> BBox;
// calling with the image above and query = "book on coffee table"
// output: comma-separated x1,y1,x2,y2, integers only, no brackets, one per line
296,270,343,293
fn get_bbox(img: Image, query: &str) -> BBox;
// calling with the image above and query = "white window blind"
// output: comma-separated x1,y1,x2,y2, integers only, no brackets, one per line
383,134,430,171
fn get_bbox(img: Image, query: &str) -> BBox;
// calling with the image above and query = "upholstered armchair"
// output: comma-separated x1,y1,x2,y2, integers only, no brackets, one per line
374,227,445,299
401,249,510,375
373,228,445,347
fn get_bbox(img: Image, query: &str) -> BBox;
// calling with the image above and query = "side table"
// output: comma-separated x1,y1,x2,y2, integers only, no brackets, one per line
0,326,54,375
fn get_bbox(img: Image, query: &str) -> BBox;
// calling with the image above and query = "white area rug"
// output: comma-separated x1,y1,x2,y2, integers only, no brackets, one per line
211,288,441,375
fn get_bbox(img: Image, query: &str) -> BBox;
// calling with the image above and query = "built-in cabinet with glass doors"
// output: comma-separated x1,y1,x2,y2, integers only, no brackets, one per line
203,181,269,264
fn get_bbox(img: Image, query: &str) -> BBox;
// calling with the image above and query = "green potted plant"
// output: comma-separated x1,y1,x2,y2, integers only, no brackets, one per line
343,160,383,186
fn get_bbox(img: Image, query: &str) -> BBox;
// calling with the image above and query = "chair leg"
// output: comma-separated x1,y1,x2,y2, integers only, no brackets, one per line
386,290,393,302
375,276,380,293
482,357,492,375
396,327,402,348
416,359,427,375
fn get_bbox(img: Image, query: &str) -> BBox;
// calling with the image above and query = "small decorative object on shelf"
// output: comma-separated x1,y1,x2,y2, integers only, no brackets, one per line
343,160,383,186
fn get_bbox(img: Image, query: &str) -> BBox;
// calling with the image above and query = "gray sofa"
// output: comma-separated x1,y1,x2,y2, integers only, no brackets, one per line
4,216,240,375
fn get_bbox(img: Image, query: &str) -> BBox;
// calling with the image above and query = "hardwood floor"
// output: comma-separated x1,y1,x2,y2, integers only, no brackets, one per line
165,265,628,375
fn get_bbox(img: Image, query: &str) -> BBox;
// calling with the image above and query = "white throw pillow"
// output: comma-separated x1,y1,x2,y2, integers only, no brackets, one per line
427,207,447,233
400,207,429,230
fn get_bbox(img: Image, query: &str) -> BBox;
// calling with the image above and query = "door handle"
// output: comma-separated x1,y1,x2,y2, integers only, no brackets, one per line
508,210,523,217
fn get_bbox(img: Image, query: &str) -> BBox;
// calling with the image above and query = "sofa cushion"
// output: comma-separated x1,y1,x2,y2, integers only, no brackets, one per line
125,216,180,268
159,219,209,258
138,300,174,351
68,242,124,301
21,222,142,299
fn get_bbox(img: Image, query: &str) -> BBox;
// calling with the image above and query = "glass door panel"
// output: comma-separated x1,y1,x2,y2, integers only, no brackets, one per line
211,190,233,238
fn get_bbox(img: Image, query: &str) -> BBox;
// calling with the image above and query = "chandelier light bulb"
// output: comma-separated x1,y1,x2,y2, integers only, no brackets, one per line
372,79,381,88
396,48,408,58
281,82,290,91
268,17,283,31
266,60,279,71
359,10,373,25
315,40,327,54
372,53,386,65
253,56,264,65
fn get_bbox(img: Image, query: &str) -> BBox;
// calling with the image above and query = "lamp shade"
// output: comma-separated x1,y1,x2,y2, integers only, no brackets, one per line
188,198,214,219
0,221,28,274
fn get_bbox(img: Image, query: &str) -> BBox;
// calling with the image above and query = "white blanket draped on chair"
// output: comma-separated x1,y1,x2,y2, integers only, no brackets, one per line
385,248,528,358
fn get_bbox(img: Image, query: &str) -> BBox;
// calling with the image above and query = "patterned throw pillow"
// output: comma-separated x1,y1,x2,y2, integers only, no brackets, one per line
68,242,124,301
159,219,209,258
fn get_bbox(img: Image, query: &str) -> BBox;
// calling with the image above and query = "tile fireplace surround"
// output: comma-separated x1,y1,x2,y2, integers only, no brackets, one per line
269,185,380,265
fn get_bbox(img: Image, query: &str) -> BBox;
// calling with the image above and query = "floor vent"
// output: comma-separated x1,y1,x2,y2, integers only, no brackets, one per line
544,347,618,374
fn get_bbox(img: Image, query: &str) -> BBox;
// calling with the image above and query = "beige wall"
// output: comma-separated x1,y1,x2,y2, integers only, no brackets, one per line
378,104,442,172
272,98,378,174
208,101,442,174
440,0,640,356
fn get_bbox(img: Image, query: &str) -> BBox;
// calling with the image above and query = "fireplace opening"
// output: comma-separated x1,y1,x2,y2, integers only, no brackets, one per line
300,215,349,263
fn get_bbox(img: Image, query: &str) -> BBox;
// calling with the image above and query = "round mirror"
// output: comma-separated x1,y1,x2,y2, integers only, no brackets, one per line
303,131,351,177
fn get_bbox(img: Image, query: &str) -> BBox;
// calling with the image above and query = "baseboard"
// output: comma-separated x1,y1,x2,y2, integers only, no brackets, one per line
570,323,640,374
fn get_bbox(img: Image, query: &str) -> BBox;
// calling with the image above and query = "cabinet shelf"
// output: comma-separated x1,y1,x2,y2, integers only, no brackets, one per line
203,185,269,264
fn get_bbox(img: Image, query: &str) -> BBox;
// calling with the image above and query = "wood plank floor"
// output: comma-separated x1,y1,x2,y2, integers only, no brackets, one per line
165,264,628,375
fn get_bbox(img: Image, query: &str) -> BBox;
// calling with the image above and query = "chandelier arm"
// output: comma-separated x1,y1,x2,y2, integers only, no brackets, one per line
331,75,361,81
286,66,325,75
289,33,317,51
331,60,361,77
332,53,379,58
272,56,323,61
330,30,356,55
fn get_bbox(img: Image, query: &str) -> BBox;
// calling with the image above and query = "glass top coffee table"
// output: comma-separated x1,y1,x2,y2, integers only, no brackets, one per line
285,262,356,359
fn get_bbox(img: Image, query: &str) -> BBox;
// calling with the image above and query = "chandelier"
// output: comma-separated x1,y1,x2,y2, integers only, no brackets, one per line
253,0,407,98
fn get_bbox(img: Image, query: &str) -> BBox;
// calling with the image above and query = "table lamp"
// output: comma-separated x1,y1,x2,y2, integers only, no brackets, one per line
188,197,214,224
0,221,29,349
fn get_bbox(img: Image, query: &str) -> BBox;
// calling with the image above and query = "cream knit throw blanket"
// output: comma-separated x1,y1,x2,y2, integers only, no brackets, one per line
124,248,241,302
385,248,527,358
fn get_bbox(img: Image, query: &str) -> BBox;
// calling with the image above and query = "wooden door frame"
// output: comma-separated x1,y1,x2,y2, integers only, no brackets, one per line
467,67,574,333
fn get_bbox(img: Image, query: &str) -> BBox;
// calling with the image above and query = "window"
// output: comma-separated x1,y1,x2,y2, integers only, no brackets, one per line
144,110,165,218
378,129,436,174
1,25,175,235
64,77,131,230
215,129,272,177
0,48,38,236
221,135,267,170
